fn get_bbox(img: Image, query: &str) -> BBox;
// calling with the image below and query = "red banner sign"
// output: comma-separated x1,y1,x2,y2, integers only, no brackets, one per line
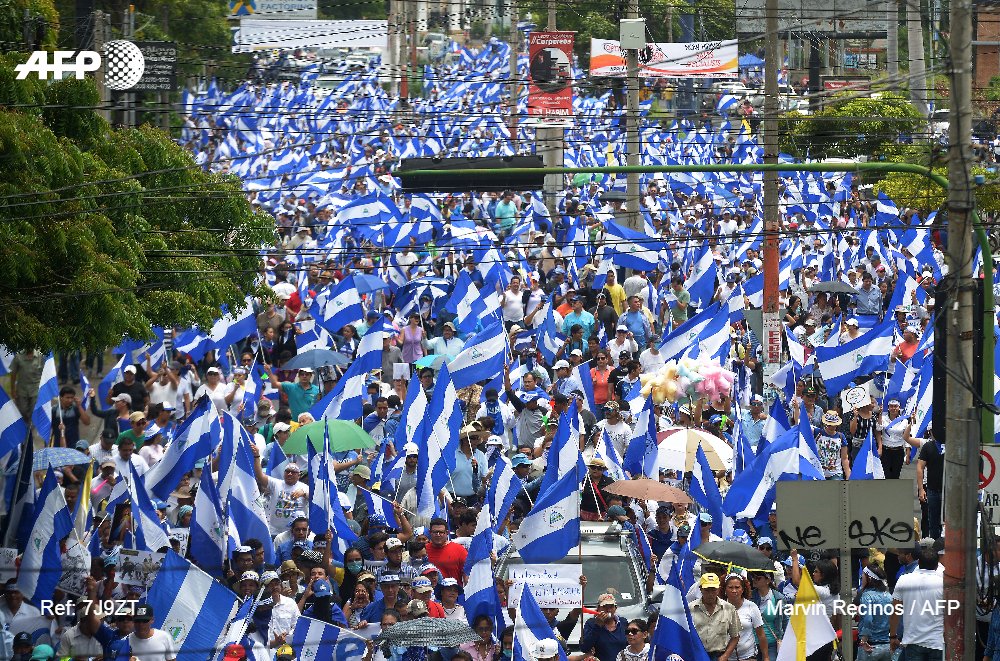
527,31,574,117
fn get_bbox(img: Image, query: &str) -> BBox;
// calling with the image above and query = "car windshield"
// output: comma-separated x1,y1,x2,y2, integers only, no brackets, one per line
502,555,642,607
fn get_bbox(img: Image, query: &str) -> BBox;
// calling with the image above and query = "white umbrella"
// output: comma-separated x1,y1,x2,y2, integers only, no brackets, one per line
656,428,734,473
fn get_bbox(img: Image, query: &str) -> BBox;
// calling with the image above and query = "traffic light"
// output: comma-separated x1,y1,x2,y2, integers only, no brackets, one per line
397,156,546,193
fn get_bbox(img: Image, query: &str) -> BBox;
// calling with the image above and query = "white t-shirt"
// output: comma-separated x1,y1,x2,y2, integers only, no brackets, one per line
194,382,229,413
223,382,247,416
596,419,633,458
892,568,945,649
639,348,666,374
263,476,310,534
501,289,525,322
127,628,177,661
734,599,764,659
148,381,178,408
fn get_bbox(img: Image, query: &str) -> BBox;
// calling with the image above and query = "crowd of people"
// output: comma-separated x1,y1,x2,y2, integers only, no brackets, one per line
0,31,979,661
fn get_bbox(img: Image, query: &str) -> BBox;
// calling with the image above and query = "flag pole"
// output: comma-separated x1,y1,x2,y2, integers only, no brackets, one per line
355,483,418,517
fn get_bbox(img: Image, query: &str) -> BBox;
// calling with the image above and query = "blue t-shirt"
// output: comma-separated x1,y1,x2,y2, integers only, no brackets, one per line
280,381,320,418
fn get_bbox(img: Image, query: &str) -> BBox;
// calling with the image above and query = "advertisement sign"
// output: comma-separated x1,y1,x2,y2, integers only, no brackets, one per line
528,31,574,117
131,42,177,92
233,19,387,52
230,0,317,19
590,38,738,79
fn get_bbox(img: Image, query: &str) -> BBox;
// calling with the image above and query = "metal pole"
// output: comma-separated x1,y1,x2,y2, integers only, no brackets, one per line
944,0,976,651
540,0,561,218
508,0,518,152
762,0,781,377
388,0,398,96
905,0,929,117
399,0,409,102
124,5,135,128
92,10,110,123
624,0,641,232
886,0,899,86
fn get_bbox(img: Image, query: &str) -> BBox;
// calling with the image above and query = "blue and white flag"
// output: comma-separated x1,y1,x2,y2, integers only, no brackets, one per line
593,428,627,483
313,276,364,334
723,426,820,519
309,319,388,421
392,375,427,453
650,555,712,661
290,616,368,661
513,578,570,661
464,507,502,632
570,363,596,412
604,221,662,271
814,317,895,395
0,385,27,459
217,413,274,564
17,467,71,605
145,395,219,501
146,551,241,661
851,428,885,480
623,395,659,478
444,270,488,333
30,354,58,444
537,304,566,366
659,303,724,361
125,461,172,552
514,468,580,564
908,367,933,437
308,425,335,536
690,445,725,538
686,245,718,308
189,463,228,576
486,455,520,529
537,407,584,499
360,488,399,529
209,297,257,353
448,320,508,390
797,401,825,480
265,440,289,478
417,363,461,517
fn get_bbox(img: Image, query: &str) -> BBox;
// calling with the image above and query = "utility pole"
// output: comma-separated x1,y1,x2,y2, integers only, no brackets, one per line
624,0,641,232
508,0,518,153
943,0,976,654
762,0,782,378
92,10,110,123
905,0,928,116
886,0,898,86
539,0,561,218
387,0,398,96
399,0,409,102
123,5,135,128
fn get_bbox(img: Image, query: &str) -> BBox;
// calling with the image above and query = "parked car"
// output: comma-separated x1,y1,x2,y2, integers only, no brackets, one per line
495,521,652,650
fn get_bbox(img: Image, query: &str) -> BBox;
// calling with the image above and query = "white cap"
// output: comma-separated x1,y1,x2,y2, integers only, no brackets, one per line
532,639,560,659
206,366,222,374
273,422,291,433
404,442,419,456
123,365,137,375
846,318,859,326
486,435,504,446
553,360,570,370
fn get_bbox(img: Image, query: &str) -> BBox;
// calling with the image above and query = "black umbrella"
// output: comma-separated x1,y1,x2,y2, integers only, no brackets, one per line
809,281,859,295
374,617,480,648
693,540,778,572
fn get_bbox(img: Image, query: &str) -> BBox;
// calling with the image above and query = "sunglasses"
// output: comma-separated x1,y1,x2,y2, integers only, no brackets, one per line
626,629,643,635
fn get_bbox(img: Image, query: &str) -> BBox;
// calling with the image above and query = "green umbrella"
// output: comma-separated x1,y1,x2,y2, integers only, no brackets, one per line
572,172,594,188
283,420,376,455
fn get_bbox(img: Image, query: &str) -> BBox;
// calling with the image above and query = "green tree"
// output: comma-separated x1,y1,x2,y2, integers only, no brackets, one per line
875,166,1000,215
0,70,273,352
779,93,925,160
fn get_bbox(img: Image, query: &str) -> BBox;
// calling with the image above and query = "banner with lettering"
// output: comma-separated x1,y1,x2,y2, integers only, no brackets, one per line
589,38,739,79
528,31,575,116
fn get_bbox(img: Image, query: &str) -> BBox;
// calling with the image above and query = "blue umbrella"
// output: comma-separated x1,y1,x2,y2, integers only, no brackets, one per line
282,349,350,370
353,273,390,295
34,447,90,472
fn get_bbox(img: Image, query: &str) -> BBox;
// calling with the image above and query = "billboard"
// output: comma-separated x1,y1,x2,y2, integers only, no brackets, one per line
131,41,177,92
527,31,574,117
733,0,887,36
232,19,387,52
589,39,738,79
229,0,317,19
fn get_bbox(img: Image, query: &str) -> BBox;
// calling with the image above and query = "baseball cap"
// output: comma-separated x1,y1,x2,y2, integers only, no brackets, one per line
570,348,583,357
553,360,570,370
846,318,860,326
298,367,314,374
206,366,221,375
486,435,504,447
385,537,404,551
123,365,137,375
532,639,560,659
412,577,433,593
699,512,714,524
404,442,420,456
29,644,54,661
758,537,774,548
407,599,428,617
440,577,460,589
111,393,132,404
273,422,291,433
276,645,295,659
312,579,332,597
12,632,30,647
598,593,617,606
352,464,371,479
700,573,721,589
133,605,154,622
260,571,280,585
511,453,533,468
240,571,260,583
379,573,401,584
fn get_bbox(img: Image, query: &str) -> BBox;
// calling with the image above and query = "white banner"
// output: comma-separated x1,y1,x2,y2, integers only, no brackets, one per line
233,19,387,52
590,39,739,79
509,564,583,608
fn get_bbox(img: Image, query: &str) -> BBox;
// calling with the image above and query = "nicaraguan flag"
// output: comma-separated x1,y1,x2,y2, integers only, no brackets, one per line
513,579,569,661
146,551,242,661
145,395,220,500
851,427,885,480
650,556,712,661
209,297,257,353
514,467,580,564
313,276,364,334
309,319,388,421
797,401,826,480
660,303,724,361
189,464,227,576
361,488,399,529
622,395,659,478
444,270,487,334
814,317,894,395
593,428,627,483
217,413,274,564
17,467,71,605
0,385,27,458
486,455,520,529
448,320,508,390
463,507,503,632
30,354,58,443
604,221,663,271
685,244,718,308
723,426,820,519
290,615,368,660
417,364,461,518
690,444,726,538
537,408,584,499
